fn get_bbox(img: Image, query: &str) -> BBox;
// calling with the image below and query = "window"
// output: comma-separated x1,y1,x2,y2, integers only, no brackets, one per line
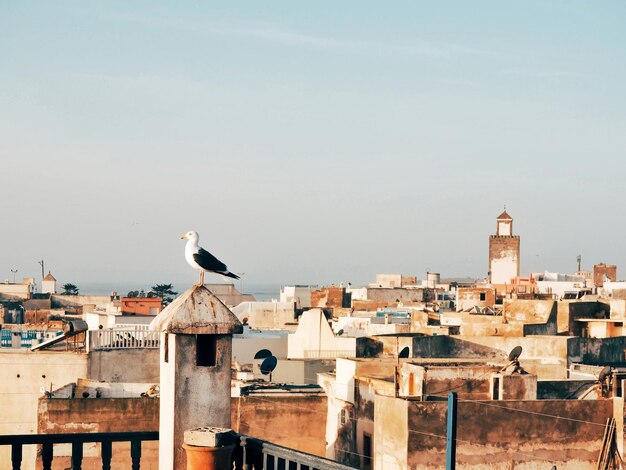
340,408,347,425
196,335,217,367
479,293,486,301
492,377,500,400
363,433,372,470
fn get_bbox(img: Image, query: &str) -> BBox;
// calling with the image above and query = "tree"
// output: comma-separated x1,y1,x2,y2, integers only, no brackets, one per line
61,283,79,295
150,283,178,305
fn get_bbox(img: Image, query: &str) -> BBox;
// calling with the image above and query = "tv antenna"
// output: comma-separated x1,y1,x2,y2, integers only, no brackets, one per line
259,355,277,382
254,349,272,360
577,254,582,272
38,260,45,279
501,346,525,374
398,346,410,359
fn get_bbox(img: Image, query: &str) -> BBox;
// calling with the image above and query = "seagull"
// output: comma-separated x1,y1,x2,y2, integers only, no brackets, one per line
180,231,240,286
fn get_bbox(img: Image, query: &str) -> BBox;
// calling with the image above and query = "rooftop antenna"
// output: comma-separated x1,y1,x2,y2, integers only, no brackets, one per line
10,269,17,284
38,260,45,280
577,254,582,272
508,345,522,362
253,349,272,360
500,346,524,374
259,355,277,382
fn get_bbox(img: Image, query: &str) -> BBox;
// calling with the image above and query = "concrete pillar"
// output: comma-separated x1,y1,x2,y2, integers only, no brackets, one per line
151,285,243,470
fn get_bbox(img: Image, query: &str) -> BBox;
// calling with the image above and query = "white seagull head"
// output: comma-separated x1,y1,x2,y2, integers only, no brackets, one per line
180,230,199,242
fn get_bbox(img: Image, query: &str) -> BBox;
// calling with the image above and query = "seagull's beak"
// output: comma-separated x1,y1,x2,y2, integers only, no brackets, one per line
180,234,187,240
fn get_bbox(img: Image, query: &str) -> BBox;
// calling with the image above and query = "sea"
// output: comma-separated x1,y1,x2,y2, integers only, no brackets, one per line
77,281,282,302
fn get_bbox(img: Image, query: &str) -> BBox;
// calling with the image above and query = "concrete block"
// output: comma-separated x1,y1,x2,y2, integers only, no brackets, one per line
184,427,238,448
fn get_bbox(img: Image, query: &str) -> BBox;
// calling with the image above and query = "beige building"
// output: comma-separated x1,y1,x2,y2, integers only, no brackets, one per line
41,272,57,295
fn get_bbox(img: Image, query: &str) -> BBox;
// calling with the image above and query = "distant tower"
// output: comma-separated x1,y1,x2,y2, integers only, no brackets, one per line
41,272,57,294
593,263,617,288
488,209,520,284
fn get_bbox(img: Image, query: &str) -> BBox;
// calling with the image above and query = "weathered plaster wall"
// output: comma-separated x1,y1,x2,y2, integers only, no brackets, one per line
37,397,159,469
457,287,496,310
311,287,349,309
233,330,289,365
399,363,499,400
403,398,613,469
232,394,327,456
503,299,557,336
567,336,626,365
489,235,520,285
374,395,408,470
366,287,429,303
409,336,569,378
87,349,159,383
557,301,608,335
288,309,356,359
231,301,297,330
0,351,88,470
537,379,596,399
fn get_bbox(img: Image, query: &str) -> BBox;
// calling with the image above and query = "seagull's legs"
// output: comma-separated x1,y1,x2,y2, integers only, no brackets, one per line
194,270,205,287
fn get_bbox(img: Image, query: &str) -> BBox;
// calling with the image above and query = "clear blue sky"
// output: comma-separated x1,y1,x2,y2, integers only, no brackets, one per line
2,2,626,289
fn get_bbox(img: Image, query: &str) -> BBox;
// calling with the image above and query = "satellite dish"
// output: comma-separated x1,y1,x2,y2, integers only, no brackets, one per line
337,329,344,336
599,366,611,383
254,349,272,360
398,346,410,358
508,346,523,362
260,355,278,382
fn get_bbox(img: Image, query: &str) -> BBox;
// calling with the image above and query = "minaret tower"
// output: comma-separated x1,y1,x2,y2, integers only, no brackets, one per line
488,208,520,284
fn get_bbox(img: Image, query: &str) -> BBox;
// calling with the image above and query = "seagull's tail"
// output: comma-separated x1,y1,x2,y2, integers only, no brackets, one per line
219,271,240,280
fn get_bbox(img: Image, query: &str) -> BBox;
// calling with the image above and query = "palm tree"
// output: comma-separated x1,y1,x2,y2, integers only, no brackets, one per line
61,283,79,295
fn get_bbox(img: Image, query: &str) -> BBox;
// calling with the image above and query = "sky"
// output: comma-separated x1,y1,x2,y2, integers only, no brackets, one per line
1,2,626,291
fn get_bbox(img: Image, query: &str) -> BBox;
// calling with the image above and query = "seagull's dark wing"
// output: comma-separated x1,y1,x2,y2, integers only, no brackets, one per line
193,248,240,279
193,248,228,272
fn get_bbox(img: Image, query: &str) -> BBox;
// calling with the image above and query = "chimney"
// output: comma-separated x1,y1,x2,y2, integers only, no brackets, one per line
151,285,243,469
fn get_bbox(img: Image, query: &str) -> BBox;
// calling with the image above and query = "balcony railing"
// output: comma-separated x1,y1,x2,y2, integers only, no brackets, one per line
89,326,160,350
0,431,356,470
0,431,158,470
233,434,358,470
302,349,354,359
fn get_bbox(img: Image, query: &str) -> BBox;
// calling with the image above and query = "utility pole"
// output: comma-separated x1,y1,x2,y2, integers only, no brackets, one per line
237,272,245,294
38,260,45,280
446,392,458,470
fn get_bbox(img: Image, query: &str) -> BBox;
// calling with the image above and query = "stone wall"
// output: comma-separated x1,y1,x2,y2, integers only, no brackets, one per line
88,349,160,383
375,394,615,469
37,397,159,470
232,394,327,456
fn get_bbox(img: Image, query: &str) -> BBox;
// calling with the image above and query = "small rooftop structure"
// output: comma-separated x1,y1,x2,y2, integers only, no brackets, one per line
150,285,243,335
496,210,513,220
